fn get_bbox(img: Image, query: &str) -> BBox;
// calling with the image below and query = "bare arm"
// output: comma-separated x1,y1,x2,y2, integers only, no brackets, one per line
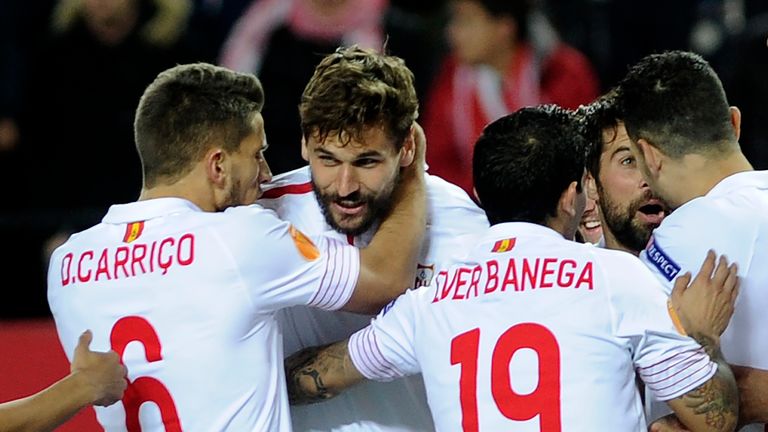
0,331,127,432
285,339,365,405
343,124,428,314
732,365,768,428
666,334,738,432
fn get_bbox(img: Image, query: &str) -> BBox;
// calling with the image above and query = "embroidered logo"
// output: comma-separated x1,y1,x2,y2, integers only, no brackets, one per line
414,263,435,288
289,225,320,261
645,237,681,281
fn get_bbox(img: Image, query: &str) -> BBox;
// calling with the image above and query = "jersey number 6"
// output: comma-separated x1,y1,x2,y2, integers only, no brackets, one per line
111,316,182,432
450,323,561,432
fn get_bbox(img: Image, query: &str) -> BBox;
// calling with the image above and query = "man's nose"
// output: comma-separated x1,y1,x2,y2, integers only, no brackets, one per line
259,157,273,183
336,165,359,197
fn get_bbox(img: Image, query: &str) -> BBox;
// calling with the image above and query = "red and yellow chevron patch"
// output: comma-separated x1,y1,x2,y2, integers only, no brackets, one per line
123,221,145,243
491,237,516,253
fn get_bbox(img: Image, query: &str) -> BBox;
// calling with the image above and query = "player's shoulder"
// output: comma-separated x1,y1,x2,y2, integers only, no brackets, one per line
654,191,754,245
425,173,488,228
260,166,314,201
425,173,478,208
587,245,648,271
222,202,282,222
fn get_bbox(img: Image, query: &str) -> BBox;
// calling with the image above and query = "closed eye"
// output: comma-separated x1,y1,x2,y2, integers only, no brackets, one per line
318,155,340,166
353,158,381,168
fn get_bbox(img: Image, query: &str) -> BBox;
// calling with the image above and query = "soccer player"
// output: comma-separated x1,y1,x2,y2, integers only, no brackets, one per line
46,62,427,431
260,46,489,431
284,105,740,432
578,91,669,256
0,330,126,432
618,50,768,431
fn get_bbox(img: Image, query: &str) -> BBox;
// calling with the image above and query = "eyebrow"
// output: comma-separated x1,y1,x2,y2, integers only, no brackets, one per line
314,148,384,159
610,145,631,159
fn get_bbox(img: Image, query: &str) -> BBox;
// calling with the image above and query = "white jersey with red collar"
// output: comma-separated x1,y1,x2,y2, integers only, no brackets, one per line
47,197,360,432
639,170,768,431
349,222,716,432
259,166,489,432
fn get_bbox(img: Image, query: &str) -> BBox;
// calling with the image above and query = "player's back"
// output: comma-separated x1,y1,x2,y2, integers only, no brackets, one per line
402,222,703,431
47,199,303,431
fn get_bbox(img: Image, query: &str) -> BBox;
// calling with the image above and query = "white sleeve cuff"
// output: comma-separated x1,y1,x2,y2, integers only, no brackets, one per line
348,326,405,382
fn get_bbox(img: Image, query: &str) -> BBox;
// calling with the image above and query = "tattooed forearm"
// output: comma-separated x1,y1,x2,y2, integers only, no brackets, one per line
285,340,364,405
676,332,738,431
689,332,719,358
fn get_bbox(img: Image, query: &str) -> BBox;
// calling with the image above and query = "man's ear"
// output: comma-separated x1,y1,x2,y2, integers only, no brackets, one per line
301,136,309,161
636,138,663,177
472,187,481,205
585,171,599,201
206,148,227,187
399,126,416,167
730,106,741,141
559,181,581,218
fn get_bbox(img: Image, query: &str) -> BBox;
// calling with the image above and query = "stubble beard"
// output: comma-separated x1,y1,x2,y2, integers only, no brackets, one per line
312,174,399,237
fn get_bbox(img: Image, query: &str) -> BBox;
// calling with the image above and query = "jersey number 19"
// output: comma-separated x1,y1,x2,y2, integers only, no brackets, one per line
451,323,561,432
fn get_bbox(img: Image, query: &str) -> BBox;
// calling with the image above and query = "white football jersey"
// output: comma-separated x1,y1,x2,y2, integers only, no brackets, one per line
349,223,716,432
47,198,360,432
639,170,768,431
259,166,489,432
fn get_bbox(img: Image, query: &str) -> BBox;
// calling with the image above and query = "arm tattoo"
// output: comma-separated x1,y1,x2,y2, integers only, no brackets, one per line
680,332,739,429
285,341,356,405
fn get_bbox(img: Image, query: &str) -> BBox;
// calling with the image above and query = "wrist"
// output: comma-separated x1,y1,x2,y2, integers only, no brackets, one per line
66,370,100,407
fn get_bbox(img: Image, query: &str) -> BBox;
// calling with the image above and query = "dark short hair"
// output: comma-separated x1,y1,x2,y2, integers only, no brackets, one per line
473,104,586,225
299,45,418,149
134,62,265,187
470,0,531,41
618,50,735,158
577,89,622,182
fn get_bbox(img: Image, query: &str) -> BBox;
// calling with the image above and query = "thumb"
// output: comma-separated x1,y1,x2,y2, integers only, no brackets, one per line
671,272,691,302
75,329,93,355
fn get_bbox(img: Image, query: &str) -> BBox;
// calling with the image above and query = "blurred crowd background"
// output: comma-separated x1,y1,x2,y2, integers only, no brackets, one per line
1,0,767,319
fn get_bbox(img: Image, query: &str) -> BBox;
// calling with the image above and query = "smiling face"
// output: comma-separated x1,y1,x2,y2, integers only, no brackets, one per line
596,122,668,253
303,125,411,236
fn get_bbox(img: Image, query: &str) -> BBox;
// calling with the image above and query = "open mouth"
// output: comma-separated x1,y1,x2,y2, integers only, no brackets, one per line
333,200,365,216
637,200,666,225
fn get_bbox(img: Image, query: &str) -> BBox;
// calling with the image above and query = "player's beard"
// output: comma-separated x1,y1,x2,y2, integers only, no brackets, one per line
598,185,659,253
313,174,399,237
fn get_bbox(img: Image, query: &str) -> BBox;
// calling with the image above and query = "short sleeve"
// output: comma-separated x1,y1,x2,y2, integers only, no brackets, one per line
225,206,360,312
348,289,422,381
602,250,717,401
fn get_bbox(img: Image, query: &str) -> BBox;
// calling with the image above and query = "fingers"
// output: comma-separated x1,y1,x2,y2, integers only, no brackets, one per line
671,272,692,301
725,263,739,306
695,249,717,281
75,329,93,356
710,254,731,288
